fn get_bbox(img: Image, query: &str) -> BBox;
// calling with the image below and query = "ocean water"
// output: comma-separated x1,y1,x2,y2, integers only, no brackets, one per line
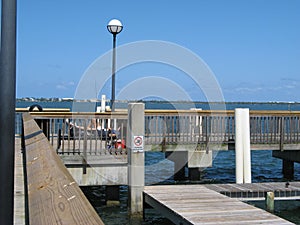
16,100,300,111
17,101,300,224
79,150,300,225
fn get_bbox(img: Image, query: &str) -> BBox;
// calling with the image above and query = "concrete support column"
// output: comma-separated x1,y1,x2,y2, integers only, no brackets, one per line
127,103,145,216
189,168,201,180
105,185,120,205
174,162,186,181
187,150,212,181
272,150,297,179
165,151,187,181
283,159,294,180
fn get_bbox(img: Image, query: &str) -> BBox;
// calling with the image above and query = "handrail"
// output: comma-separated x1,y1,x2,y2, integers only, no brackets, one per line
16,107,70,112
16,109,300,117
18,109,300,155
22,113,104,225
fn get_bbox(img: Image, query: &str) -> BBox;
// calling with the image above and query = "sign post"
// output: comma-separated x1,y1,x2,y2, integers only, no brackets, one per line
127,103,145,216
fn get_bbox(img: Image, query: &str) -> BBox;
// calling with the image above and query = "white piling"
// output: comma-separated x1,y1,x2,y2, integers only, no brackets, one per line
235,108,251,183
101,95,106,112
235,108,244,184
266,192,275,213
243,108,252,183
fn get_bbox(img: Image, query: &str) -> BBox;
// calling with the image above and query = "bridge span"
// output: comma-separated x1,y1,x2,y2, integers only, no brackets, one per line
17,108,300,181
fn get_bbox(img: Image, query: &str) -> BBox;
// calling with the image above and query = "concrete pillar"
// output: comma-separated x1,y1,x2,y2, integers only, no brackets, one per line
105,186,120,205
272,150,297,179
189,168,201,180
174,162,186,181
127,103,145,216
165,151,187,181
187,150,212,181
283,159,294,180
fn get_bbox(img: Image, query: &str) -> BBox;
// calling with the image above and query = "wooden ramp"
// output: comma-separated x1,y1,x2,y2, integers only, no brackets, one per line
144,185,294,225
22,113,104,225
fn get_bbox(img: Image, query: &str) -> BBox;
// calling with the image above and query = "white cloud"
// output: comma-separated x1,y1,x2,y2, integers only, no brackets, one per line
222,77,300,101
56,81,76,90
56,84,67,90
235,87,263,93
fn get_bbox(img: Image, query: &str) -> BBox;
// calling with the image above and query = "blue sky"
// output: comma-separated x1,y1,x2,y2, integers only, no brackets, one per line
17,0,300,102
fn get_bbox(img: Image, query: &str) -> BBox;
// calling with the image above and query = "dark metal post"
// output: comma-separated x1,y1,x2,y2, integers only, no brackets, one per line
111,34,117,112
0,0,17,224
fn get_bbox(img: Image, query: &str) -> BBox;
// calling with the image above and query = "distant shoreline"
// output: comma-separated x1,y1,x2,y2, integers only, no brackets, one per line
16,98,299,104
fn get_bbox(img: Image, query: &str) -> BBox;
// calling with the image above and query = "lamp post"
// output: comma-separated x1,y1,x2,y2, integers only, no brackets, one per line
107,19,123,112
0,0,17,224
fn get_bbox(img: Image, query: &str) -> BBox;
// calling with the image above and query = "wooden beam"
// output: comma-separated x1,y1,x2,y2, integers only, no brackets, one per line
22,113,104,225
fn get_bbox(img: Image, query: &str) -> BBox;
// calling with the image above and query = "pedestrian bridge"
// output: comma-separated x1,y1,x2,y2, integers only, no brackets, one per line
17,108,300,183
17,109,300,153
19,109,300,223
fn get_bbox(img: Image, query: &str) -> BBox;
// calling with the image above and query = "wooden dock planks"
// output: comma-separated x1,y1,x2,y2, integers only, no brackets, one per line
144,185,294,225
22,113,104,225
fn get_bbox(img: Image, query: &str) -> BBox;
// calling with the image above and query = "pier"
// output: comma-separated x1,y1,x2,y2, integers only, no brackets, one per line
14,107,300,224
16,108,300,181
143,185,295,225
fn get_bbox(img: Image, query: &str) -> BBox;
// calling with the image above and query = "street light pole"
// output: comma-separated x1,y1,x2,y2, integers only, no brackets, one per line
107,19,123,112
111,33,117,112
0,0,17,224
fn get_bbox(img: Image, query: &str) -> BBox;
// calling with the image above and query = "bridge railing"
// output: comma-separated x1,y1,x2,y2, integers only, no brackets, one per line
144,110,235,145
19,111,128,155
249,111,300,146
17,109,300,154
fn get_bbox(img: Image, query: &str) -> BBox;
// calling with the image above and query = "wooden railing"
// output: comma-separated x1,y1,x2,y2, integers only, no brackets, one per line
21,113,104,225
18,110,300,155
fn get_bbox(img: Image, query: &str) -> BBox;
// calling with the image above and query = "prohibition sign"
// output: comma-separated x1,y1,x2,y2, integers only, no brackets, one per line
134,136,143,147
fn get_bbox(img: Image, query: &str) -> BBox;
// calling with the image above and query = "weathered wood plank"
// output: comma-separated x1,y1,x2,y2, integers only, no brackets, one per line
22,113,104,225
144,185,294,225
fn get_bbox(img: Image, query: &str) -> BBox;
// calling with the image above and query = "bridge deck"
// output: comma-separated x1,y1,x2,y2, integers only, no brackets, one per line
144,185,294,225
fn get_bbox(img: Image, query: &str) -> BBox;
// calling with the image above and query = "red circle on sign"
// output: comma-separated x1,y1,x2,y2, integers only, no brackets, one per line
134,136,143,146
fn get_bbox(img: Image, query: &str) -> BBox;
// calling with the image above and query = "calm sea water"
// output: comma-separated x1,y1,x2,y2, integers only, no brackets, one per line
80,150,300,225
17,101,300,224
16,100,300,111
